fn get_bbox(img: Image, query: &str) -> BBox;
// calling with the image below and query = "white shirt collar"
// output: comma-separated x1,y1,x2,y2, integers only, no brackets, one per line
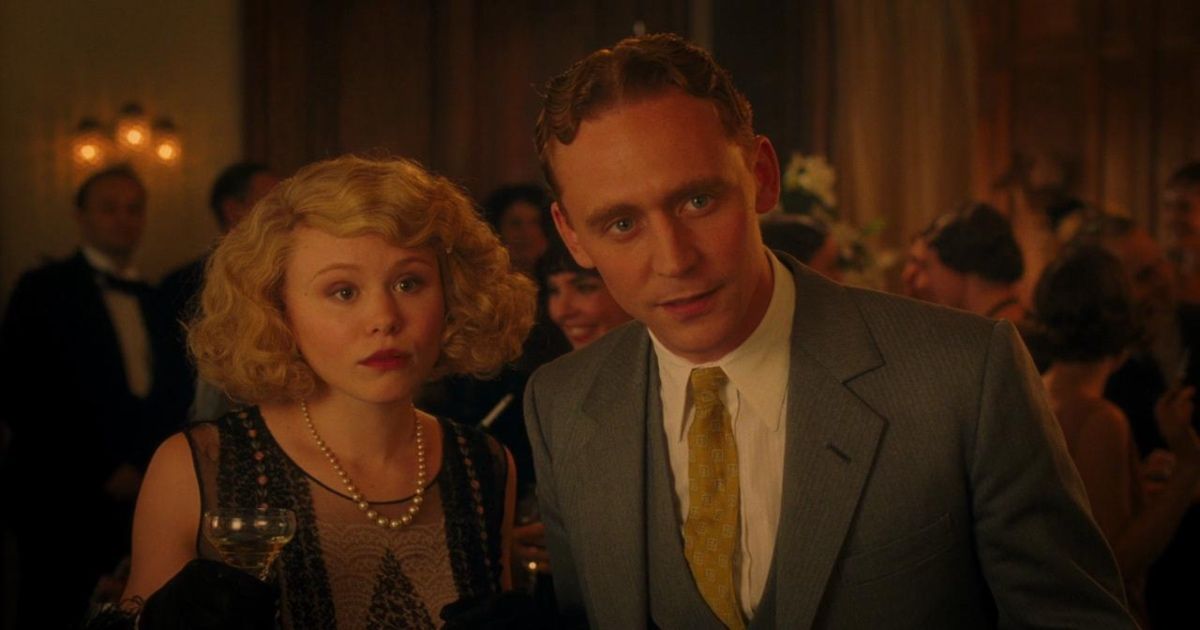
651,250,795,441
82,245,140,280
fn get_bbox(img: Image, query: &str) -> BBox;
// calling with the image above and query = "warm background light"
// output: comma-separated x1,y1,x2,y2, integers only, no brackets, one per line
71,118,109,166
151,118,180,164
115,102,149,149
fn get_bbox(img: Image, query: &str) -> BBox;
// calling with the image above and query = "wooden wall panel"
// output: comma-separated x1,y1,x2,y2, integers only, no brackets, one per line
714,0,832,158
337,2,433,161
974,0,1200,231
244,0,689,198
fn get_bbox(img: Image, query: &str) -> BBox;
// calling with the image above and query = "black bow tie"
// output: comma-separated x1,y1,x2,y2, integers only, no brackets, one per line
97,271,151,296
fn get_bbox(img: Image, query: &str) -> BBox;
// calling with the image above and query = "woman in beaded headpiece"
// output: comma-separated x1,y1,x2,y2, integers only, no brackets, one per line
116,155,536,628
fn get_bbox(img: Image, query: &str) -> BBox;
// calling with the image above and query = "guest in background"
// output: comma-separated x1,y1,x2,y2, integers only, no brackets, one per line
1034,244,1200,627
159,161,280,422
160,161,279,326
760,216,842,282
899,234,933,300
117,155,532,628
419,184,568,492
920,202,1026,321
1165,162,1200,304
1075,214,1200,628
483,184,552,277
537,232,632,350
0,165,192,627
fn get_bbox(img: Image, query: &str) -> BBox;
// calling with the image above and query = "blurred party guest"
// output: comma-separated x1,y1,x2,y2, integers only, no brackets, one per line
921,202,1026,321
1075,214,1200,627
899,234,932,300
1034,245,1200,626
537,234,632,350
160,161,279,326
0,165,192,627
115,156,536,628
483,184,552,276
760,216,841,282
1165,162,1200,304
161,162,280,422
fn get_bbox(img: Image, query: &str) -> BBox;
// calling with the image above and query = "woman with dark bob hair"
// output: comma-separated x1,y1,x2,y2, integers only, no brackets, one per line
1034,244,1199,626
113,155,536,628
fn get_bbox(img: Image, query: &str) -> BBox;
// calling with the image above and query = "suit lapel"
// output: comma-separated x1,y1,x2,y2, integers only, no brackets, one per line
560,328,654,628
770,258,888,628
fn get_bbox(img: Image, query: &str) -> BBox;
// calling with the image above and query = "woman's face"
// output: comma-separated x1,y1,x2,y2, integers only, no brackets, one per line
498,201,548,272
546,271,631,349
283,227,445,405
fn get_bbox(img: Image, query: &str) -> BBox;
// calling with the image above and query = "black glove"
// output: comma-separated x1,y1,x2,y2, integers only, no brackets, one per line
139,559,279,630
440,591,552,630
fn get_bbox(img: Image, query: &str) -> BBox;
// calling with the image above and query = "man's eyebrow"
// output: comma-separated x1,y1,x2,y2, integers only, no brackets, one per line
662,176,730,209
580,177,732,234
584,202,640,233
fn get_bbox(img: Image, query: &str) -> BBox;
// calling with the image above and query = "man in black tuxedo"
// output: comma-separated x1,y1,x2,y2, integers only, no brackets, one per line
0,165,192,626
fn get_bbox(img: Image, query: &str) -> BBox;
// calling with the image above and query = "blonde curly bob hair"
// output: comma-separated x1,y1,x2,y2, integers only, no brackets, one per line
188,154,537,403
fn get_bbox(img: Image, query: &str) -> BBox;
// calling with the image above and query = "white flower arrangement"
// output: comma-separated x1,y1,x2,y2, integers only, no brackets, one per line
769,152,896,289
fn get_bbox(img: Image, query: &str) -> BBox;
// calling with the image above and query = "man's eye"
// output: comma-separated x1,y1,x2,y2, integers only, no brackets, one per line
609,218,634,233
689,194,713,210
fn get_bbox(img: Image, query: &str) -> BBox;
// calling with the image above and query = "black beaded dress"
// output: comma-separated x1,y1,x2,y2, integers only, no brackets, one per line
184,407,507,629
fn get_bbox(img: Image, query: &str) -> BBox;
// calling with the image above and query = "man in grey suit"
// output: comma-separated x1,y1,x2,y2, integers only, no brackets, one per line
523,34,1136,628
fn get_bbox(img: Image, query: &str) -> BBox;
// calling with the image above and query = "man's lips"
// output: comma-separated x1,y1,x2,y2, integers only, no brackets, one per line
657,286,719,319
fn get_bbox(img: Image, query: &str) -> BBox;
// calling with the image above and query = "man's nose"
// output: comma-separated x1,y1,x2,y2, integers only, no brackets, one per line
650,218,699,277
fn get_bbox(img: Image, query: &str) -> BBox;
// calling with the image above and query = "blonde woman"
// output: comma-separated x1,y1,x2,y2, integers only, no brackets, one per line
116,156,536,628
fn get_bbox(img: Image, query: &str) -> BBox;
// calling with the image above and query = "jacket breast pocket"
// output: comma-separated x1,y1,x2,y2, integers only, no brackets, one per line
837,513,955,586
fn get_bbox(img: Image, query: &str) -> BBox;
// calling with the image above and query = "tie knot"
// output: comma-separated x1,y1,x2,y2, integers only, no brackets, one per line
97,272,150,296
689,366,728,398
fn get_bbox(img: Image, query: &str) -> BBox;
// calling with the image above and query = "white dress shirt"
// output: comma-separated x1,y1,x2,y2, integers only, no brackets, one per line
650,250,794,618
83,246,153,398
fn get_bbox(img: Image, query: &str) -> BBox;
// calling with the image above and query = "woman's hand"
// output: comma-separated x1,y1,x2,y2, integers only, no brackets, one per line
1155,385,1200,465
512,521,552,574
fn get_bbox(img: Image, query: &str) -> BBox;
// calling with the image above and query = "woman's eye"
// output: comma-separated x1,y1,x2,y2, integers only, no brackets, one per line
332,286,356,301
574,280,602,294
394,277,422,293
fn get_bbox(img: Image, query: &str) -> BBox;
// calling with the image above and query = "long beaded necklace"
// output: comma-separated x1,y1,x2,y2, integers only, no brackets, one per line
300,400,426,529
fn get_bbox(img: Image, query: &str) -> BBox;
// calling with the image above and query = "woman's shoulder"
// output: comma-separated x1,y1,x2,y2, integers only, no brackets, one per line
1060,396,1132,452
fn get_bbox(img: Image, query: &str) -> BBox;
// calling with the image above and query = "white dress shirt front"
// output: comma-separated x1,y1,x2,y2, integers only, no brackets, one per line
650,250,795,619
83,246,153,398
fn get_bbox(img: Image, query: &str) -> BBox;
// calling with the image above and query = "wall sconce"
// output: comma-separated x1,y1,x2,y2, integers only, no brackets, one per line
151,118,181,164
71,117,111,166
71,102,182,168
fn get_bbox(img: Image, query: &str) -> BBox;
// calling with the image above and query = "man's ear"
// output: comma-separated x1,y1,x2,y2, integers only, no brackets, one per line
552,201,596,268
751,136,782,215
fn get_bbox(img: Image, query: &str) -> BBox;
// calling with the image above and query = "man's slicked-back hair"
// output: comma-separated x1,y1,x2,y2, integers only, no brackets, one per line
75,164,145,209
535,33,755,196
923,202,1024,284
1168,161,1200,189
210,161,271,227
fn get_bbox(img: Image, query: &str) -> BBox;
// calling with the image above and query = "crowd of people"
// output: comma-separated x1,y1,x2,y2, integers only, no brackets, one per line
0,32,1198,629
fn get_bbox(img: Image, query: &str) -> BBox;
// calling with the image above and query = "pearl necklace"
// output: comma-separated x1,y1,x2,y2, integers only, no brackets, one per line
300,400,426,529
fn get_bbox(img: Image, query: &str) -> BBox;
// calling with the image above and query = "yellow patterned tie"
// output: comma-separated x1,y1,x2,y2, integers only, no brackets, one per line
683,367,745,630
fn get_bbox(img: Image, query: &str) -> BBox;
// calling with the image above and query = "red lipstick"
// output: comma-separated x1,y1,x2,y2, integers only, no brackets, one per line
360,349,411,370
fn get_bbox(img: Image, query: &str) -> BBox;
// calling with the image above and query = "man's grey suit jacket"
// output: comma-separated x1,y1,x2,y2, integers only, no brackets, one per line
524,255,1135,629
